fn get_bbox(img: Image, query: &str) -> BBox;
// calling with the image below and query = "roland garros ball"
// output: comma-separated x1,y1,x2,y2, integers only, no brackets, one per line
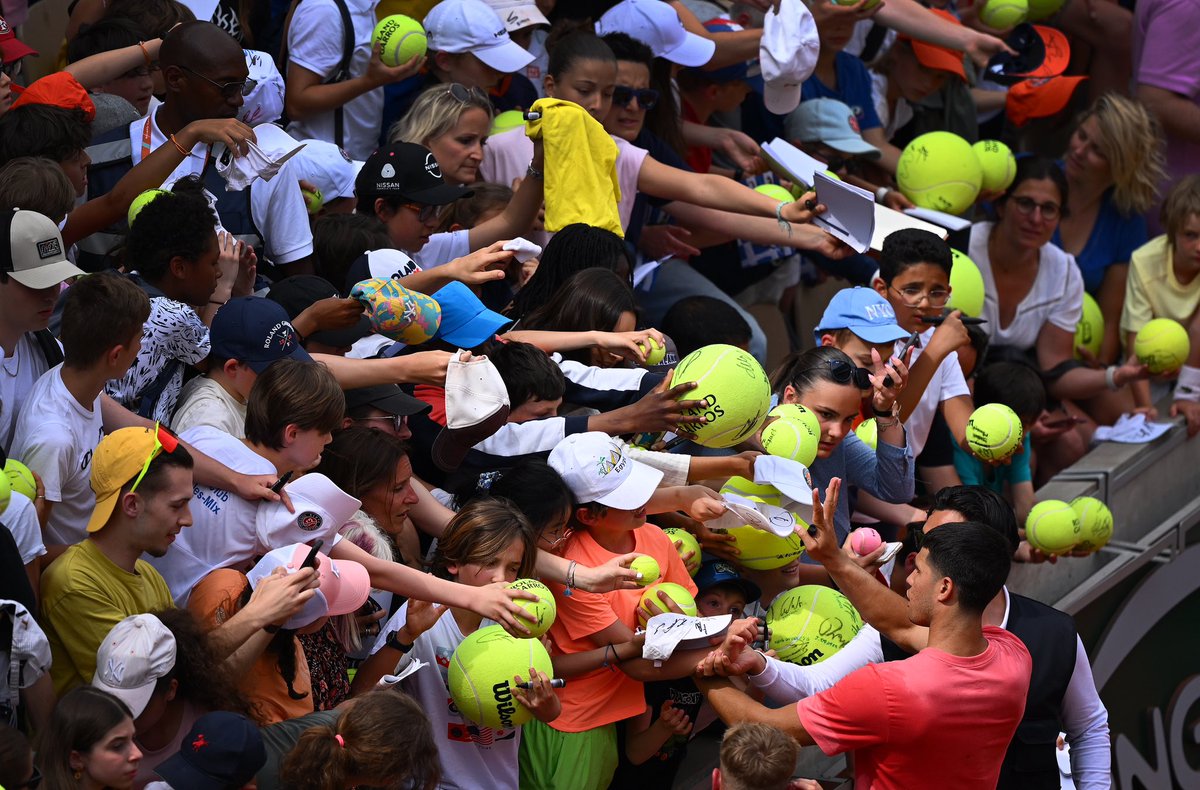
1134,318,1190,374
948,248,985,317
630,556,661,586
979,0,1029,28
127,188,168,226
0,468,9,518
897,131,983,216
4,460,36,501
662,527,702,576
302,186,323,214
638,336,666,366
637,582,698,627
506,578,556,638
766,585,864,665
491,109,526,135
1071,496,1114,553
1025,499,1081,555
965,403,1024,461
850,527,882,556
854,418,878,451
755,183,795,203
761,409,821,467
671,344,772,448
372,14,427,67
448,625,552,729
1075,292,1104,360
971,140,1016,191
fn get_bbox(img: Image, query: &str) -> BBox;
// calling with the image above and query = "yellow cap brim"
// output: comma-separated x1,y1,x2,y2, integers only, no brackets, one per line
86,489,121,533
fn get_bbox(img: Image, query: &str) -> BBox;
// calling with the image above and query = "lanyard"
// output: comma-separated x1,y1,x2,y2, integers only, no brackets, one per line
141,116,211,172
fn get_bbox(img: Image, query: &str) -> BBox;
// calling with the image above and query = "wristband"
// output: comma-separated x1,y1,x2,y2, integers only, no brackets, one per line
169,133,190,156
138,40,152,67
775,201,792,237
1176,365,1200,403
385,629,414,653
1105,365,1119,391
874,186,890,203
526,162,543,180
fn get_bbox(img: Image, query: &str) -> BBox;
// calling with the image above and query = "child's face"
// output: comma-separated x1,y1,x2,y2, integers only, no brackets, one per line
377,198,439,253
874,262,951,332
285,425,334,471
697,587,748,619
509,397,563,423
177,234,222,307
579,503,647,533
821,332,894,370
449,536,525,587
1173,214,1200,275
782,380,862,457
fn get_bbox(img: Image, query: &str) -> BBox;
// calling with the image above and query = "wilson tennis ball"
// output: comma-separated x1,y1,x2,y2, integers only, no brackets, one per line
854,418,878,451
1025,499,1081,555
766,585,864,665
1070,496,1113,553
1074,292,1103,360
761,409,821,467
979,0,1028,28
506,578,556,638
948,248,985,317
4,460,36,501
897,131,983,216
671,344,772,448
372,14,427,67
630,556,661,586
971,140,1016,192
0,468,9,518
301,186,323,214
1134,318,1190,374
850,527,882,556
448,625,552,729
637,582,698,628
965,403,1024,461
491,109,526,135
662,527,702,576
755,183,795,203
127,188,169,226
638,336,666,367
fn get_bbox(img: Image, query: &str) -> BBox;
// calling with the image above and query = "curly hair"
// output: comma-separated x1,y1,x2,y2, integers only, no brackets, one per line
149,608,257,721
124,180,217,282
1074,93,1165,216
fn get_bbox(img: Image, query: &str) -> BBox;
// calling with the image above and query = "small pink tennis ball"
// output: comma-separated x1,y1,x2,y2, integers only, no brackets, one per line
850,528,882,556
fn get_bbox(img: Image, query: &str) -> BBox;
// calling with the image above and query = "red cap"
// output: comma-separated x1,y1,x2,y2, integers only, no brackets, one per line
1006,75,1087,126
11,72,96,121
0,16,37,63
900,9,966,81
1024,25,1070,78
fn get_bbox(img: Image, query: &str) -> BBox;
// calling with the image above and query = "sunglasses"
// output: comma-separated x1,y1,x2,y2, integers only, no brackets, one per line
129,423,179,493
612,85,660,110
803,359,872,390
399,202,442,223
0,56,22,79
180,65,257,99
446,82,489,104
354,414,408,433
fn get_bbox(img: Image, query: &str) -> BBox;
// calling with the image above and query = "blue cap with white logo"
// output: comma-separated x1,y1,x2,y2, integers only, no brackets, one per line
814,287,910,345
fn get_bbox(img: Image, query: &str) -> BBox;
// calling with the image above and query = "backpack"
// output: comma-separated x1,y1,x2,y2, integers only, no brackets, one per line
278,0,356,148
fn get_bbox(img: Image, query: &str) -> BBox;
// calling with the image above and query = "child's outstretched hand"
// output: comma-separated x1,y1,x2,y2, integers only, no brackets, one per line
513,668,561,723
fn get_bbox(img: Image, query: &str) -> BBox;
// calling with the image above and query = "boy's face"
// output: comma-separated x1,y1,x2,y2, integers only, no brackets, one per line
578,502,647,533
0,276,61,334
112,328,145,375
1173,214,1200,274
874,262,951,332
509,397,562,424
285,425,334,471
698,586,748,619
820,332,894,370
176,234,222,307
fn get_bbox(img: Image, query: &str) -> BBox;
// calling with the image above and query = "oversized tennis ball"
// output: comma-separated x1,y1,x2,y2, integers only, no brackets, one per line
720,476,784,507
1134,318,1189,374
1025,499,1081,555
948,248,985,317
854,418,878,451
979,0,1028,28
447,625,552,729
671,344,772,448
507,578,556,638
971,140,1016,192
761,409,820,467
638,336,666,366
1070,496,1113,553
630,556,661,586
127,188,168,226
897,131,983,216
850,527,882,556
662,527,701,576
0,467,9,518
1026,0,1065,20
372,14,427,67
1074,292,1103,360
755,183,795,203
723,518,805,571
766,585,864,665
637,582,698,628
491,110,526,135
4,460,36,501
965,403,1024,461
301,186,323,214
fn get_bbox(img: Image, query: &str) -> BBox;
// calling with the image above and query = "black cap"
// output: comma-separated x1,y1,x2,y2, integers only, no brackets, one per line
345,384,431,417
985,23,1047,85
356,142,474,206
156,711,266,790
266,275,371,348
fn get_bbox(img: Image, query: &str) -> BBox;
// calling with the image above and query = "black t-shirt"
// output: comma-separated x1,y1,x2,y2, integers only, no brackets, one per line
610,678,706,788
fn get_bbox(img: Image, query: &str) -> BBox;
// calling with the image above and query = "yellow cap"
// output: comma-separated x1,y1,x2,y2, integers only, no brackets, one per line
86,426,171,533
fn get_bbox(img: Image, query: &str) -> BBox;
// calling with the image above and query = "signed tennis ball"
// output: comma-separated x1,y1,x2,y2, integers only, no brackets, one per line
761,407,821,467
301,186,323,214
372,14,426,67
637,582,698,628
630,556,661,586
1025,499,1081,555
662,527,702,576
850,527,882,556
638,336,666,366
767,585,863,665
671,344,772,448
971,140,1016,191
965,403,1024,461
4,460,36,501
448,625,551,729
1134,318,1189,374
1070,496,1113,553
897,131,983,216
1074,292,1103,360
506,578,556,638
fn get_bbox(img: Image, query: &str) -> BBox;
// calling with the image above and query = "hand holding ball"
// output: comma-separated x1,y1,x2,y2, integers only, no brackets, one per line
1025,500,1081,555
302,186,323,215
1134,318,1189,374
372,15,426,67
448,625,553,729
630,556,661,586
850,528,882,556
506,578,556,638
638,336,666,367
4,460,36,501
672,344,772,448
663,528,701,576
966,403,1024,462
637,583,698,627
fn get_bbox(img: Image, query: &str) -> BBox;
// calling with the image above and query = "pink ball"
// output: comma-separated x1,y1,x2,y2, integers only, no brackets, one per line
850,528,882,556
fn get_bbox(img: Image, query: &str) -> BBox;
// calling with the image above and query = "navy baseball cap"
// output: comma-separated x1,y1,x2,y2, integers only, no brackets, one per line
432,281,513,348
694,560,762,604
814,287,910,345
156,711,266,790
210,297,312,372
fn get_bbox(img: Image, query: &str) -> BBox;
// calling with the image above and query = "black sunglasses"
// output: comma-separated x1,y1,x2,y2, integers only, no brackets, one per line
803,359,872,390
910,521,926,550
612,85,660,110
180,65,257,99
447,82,489,104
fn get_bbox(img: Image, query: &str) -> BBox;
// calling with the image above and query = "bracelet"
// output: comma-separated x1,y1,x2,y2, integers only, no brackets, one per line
138,40,151,67
871,403,898,419
875,416,901,430
564,560,578,597
385,629,414,653
775,200,793,238
1105,365,1119,391
169,133,190,156
875,186,890,203
601,643,618,670
526,162,543,180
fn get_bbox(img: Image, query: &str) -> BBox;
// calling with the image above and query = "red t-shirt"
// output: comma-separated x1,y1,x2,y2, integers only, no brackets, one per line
795,626,1032,789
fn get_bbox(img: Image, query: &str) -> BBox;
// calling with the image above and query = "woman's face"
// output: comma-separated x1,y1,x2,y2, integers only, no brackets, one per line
781,379,862,458
590,309,637,367
1064,116,1112,186
428,107,490,186
544,57,617,123
603,60,652,141
73,717,142,789
449,536,525,586
360,457,420,537
996,177,1063,252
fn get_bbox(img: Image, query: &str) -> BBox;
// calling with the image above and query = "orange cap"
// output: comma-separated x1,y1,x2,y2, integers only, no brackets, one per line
900,9,966,81
1023,25,1070,78
11,72,96,121
1006,75,1087,126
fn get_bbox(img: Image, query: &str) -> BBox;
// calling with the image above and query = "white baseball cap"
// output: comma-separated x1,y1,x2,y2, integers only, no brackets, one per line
483,0,550,32
245,543,371,631
254,473,362,548
295,139,364,202
596,0,715,67
1,599,51,690
92,614,177,718
760,0,819,115
1,208,84,289
548,432,664,510
425,0,535,74
240,49,285,126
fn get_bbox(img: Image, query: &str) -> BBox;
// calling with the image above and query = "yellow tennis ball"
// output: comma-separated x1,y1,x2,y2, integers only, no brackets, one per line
630,556,661,586
980,0,1028,28
897,131,983,216
1134,318,1190,374
971,140,1016,192
766,585,864,665
302,186,323,215
948,248,985,317
755,184,795,203
506,578,556,638
4,460,36,501
965,403,1024,461
638,336,666,367
833,0,881,8
761,410,821,467
372,14,427,67
1027,0,1065,19
671,344,772,449
491,110,526,135
1070,496,1113,553
0,466,9,518
854,418,878,451
127,188,169,227
723,519,805,571
1074,292,1103,360
637,582,698,628
720,476,784,508
662,527,701,576
1025,499,1081,555
447,625,552,729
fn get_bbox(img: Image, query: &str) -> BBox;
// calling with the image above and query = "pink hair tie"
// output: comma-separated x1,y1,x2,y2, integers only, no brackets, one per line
334,734,346,748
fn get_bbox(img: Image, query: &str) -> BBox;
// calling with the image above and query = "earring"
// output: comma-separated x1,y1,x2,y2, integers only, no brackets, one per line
74,770,83,780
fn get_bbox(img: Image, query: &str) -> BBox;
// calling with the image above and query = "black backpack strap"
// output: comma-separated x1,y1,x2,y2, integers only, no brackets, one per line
32,329,64,368
279,0,355,148
860,23,890,64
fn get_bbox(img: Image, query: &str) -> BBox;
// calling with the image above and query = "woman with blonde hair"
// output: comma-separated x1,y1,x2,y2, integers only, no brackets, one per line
388,83,494,187
1055,93,1166,363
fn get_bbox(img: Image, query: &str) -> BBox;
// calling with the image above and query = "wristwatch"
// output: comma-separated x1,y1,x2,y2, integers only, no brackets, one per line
385,629,414,654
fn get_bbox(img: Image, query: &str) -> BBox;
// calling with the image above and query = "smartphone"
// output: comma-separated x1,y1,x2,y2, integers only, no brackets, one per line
884,332,922,388
270,470,294,495
301,540,324,570
878,542,904,564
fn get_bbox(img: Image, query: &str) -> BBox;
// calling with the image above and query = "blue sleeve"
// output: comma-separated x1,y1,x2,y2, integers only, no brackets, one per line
1004,435,1033,485
842,431,915,504
837,53,882,131
952,442,987,486
1112,212,1148,264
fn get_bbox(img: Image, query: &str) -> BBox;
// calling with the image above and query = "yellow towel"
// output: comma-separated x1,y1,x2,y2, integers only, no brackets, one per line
525,98,624,237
